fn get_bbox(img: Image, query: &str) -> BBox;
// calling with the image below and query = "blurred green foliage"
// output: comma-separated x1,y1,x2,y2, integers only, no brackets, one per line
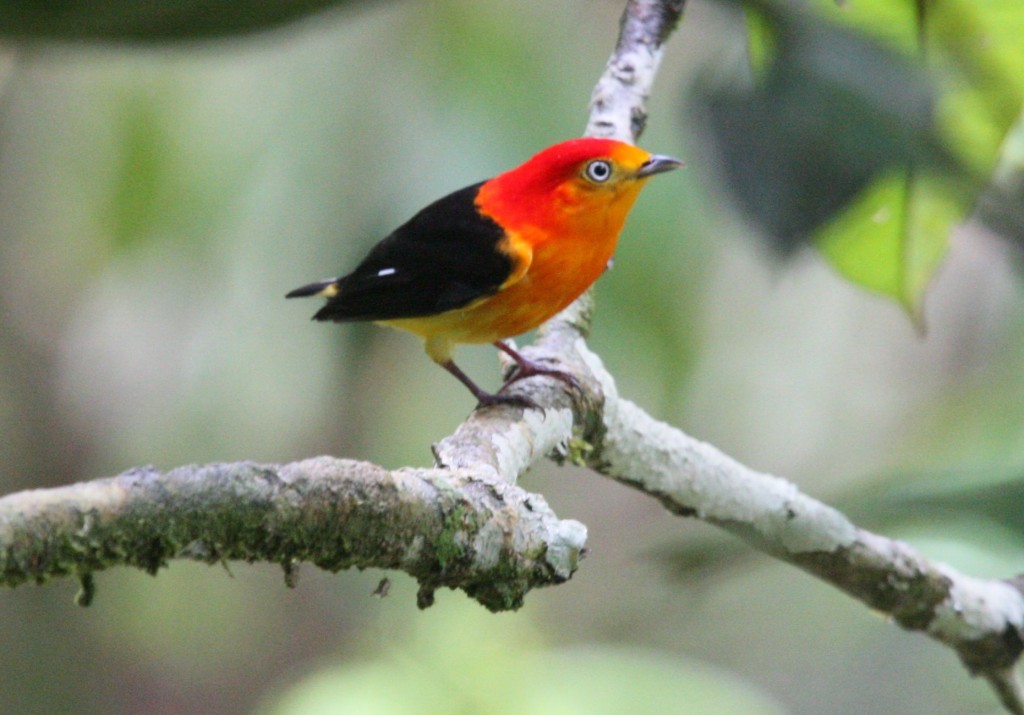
258,598,786,715
697,0,1024,315
0,2,1023,715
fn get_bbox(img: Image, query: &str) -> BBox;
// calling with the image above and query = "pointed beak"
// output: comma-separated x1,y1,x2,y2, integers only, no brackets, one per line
636,154,685,178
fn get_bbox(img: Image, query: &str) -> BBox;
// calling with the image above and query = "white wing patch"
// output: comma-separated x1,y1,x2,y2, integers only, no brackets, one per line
377,267,397,277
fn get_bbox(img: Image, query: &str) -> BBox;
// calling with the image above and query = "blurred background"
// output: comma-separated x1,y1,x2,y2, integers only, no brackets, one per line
1,1,1023,713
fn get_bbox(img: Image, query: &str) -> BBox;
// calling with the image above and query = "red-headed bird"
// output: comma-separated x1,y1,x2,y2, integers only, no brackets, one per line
287,138,682,407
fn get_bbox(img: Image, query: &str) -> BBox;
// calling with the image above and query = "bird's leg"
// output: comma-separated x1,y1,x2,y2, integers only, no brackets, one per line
493,341,581,394
441,359,536,409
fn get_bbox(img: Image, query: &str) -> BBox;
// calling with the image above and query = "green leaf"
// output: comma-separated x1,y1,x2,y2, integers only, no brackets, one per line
817,170,961,315
699,0,1024,315
812,0,1024,313
699,1,953,248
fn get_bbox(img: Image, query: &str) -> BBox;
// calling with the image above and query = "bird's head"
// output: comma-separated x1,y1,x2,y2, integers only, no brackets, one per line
479,138,683,229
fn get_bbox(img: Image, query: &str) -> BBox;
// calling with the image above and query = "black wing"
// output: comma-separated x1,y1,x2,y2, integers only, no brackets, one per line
308,182,514,323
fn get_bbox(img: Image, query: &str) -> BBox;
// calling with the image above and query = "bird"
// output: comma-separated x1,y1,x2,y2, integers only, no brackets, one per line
287,137,683,408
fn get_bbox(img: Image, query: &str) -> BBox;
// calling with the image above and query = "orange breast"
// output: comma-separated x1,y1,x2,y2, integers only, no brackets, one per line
455,230,612,341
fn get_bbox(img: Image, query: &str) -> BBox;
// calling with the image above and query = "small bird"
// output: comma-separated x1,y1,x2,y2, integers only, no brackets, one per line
287,138,682,407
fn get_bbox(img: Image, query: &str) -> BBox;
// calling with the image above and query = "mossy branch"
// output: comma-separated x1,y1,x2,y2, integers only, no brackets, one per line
0,457,585,612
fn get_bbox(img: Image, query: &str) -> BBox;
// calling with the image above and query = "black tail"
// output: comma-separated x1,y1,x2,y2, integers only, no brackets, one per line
285,278,339,299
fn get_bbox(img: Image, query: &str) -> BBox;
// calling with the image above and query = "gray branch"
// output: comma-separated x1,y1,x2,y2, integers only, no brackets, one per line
566,328,1024,697
586,0,684,141
0,457,585,612
2,1,1023,712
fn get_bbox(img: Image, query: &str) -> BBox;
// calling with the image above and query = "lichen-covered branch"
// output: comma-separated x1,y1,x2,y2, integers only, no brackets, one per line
587,0,685,141
0,457,585,612
515,300,1024,712
579,348,1024,683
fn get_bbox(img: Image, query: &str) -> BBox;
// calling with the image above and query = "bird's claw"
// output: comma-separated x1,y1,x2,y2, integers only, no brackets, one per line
474,392,539,410
503,363,583,395
493,340,584,399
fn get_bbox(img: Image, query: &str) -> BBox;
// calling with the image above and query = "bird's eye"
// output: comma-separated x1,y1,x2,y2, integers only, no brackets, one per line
584,159,613,184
